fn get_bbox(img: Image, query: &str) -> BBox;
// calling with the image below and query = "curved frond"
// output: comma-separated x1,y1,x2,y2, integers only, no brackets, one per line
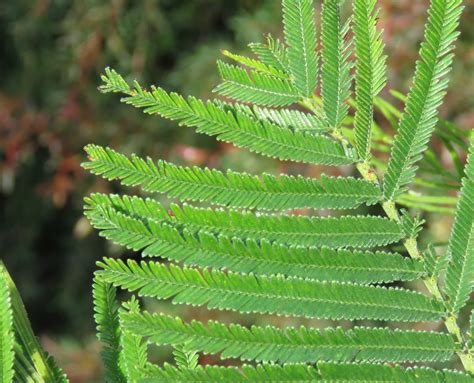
282,0,318,97
214,61,299,106
97,258,444,322
383,0,464,199
85,193,404,248
353,0,387,159
122,310,456,364
445,136,474,313
321,0,353,129
83,144,381,211
0,263,14,383
86,202,424,284
100,68,356,166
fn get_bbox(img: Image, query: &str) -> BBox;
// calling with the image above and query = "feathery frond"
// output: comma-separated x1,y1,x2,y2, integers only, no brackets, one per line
100,68,356,166
282,0,318,97
92,277,126,383
86,203,423,284
83,144,380,210
383,0,464,199
445,136,474,314
122,311,456,364
321,0,353,129
97,258,444,322
353,0,387,159
85,193,404,248
118,299,148,381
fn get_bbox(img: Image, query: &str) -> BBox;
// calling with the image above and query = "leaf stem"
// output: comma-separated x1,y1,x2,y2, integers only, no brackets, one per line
356,162,474,374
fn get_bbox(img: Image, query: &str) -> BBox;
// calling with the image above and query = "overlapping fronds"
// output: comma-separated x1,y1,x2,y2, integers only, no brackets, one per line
172,347,198,370
383,0,464,199
97,258,444,322
92,277,126,382
248,35,289,73
118,299,148,380
122,311,456,363
424,244,449,279
353,0,387,159
140,363,472,383
86,203,423,284
1,264,67,382
282,0,318,97
214,61,299,106
221,50,288,79
85,193,404,248
445,137,474,313
83,144,380,210
0,263,14,383
143,361,474,383
229,102,329,132
83,0,473,379
100,68,356,166
321,0,353,129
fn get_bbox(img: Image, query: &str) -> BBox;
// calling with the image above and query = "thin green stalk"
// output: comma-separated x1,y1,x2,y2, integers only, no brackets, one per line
356,163,474,374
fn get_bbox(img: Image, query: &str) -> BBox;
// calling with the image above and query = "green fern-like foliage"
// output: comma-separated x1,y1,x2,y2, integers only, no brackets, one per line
83,0,474,381
0,262,68,382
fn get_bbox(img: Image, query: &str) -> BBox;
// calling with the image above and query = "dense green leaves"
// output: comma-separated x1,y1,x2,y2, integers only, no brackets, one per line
100,68,356,166
83,144,381,210
122,311,456,363
383,0,464,199
445,137,474,313
87,202,423,284
85,0,474,379
282,0,318,97
97,258,444,322
0,263,14,383
353,0,387,159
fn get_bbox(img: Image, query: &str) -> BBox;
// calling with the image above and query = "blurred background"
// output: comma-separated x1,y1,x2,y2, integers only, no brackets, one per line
1,1,473,381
